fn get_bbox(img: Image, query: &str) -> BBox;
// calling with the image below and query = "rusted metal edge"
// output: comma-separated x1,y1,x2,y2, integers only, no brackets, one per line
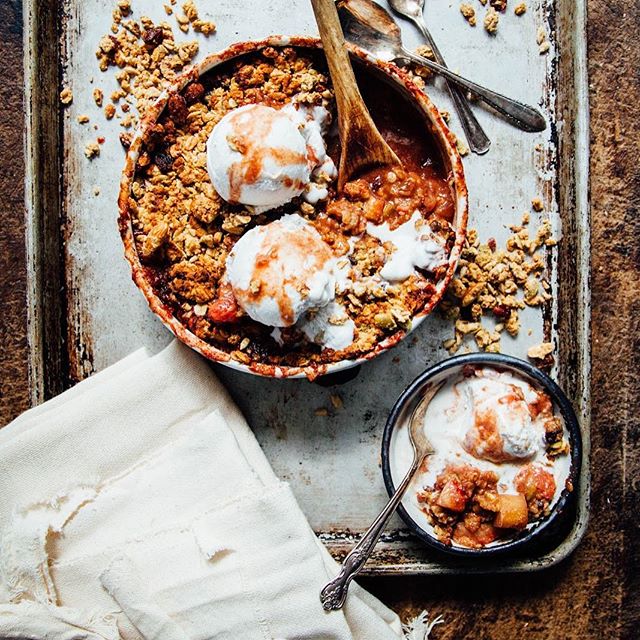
23,0,68,406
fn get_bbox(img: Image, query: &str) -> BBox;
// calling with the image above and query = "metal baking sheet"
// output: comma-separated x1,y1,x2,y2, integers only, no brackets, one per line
24,0,590,573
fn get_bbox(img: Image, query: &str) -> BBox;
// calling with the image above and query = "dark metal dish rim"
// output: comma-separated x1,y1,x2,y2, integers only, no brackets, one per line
380,352,583,558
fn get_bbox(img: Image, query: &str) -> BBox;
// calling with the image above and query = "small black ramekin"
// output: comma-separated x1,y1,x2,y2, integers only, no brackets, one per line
381,353,582,557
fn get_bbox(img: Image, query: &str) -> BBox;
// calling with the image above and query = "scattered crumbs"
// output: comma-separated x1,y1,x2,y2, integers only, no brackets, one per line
514,2,527,16
76,114,90,124
117,0,131,16
329,394,343,410
164,4,173,15
59,87,73,105
484,8,499,34
314,407,329,417
410,44,435,85
536,25,550,54
93,88,104,107
490,0,507,12
455,134,470,157
534,143,543,152
479,0,487,4
531,197,544,212
439,213,557,354
104,103,116,120
460,3,476,26
93,186,101,196
439,109,451,123
84,141,101,159
527,342,553,360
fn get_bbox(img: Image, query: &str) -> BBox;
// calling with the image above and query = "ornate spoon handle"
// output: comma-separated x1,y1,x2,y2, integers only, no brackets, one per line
402,49,546,132
320,457,420,610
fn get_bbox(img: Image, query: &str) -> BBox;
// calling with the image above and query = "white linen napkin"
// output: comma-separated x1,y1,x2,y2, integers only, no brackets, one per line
0,341,404,639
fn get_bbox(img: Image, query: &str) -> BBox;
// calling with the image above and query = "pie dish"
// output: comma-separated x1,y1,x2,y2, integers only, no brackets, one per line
118,36,468,379
381,353,582,556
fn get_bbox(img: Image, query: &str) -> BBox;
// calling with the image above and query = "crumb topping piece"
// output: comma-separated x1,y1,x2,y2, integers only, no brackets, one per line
460,4,477,26
484,8,500,34
60,87,73,105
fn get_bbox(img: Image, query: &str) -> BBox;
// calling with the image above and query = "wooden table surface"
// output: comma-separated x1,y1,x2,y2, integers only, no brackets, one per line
0,1,637,637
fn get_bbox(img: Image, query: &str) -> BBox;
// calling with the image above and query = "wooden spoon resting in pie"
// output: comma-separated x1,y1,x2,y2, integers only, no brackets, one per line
310,0,401,191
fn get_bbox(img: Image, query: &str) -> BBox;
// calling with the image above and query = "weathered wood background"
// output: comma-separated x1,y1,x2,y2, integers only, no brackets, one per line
0,0,637,637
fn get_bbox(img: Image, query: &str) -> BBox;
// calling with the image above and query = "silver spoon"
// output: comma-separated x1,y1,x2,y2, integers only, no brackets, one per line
389,0,490,155
337,0,546,133
320,380,445,610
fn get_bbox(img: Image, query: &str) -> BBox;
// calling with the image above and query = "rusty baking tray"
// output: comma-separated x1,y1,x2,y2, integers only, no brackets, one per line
24,0,590,573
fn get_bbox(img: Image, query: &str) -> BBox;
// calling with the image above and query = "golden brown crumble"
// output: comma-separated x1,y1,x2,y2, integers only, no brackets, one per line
484,8,500,34
514,2,527,16
440,212,556,355
76,114,90,124
84,141,101,159
93,88,104,107
531,197,544,212
527,341,553,360
60,87,73,105
460,4,477,26
489,0,507,12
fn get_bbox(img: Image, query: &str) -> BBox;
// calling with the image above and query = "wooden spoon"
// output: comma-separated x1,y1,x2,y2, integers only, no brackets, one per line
310,0,401,191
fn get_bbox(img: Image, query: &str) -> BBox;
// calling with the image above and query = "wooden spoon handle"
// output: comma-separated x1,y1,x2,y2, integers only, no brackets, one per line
310,0,367,123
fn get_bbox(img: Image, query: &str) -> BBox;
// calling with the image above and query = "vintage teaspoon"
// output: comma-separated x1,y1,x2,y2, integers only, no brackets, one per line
337,0,546,133
389,0,491,154
320,381,445,610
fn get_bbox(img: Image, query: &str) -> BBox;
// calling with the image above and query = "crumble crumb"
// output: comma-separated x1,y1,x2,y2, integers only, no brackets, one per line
60,87,73,105
84,141,101,159
76,114,90,124
460,3,476,26
527,342,553,360
536,25,550,53
330,394,343,410
93,88,104,107
93,186,101,196
104,103,116,119
531,197,544,212
439,109,451,123
164,4,173,15
490,0,507,12
117,0,131,16
455,134,470,157
411,44,435,82
484,8,499,34
514,2,527,15
314,408,329,417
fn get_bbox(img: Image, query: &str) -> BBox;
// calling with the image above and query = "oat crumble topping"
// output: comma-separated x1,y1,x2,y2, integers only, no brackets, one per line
77,114,90,124
125,46,457,368
514,2,527,16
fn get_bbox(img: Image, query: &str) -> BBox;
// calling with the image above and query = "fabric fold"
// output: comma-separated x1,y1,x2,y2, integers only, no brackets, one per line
0,341,403,639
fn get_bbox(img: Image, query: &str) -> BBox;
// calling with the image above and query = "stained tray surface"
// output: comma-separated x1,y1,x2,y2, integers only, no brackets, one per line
26,0,590,572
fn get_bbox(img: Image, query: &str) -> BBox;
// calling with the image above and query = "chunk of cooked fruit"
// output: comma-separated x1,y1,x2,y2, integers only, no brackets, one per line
436,479,468,512
207,283,241,323
514,464,555,502
514,463,556,518
494,494,529,529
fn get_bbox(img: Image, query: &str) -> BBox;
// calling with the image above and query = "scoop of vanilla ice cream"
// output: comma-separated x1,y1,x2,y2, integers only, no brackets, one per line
225,214,341,328
462,375,544,462
206,103,336,211
366,211,447,282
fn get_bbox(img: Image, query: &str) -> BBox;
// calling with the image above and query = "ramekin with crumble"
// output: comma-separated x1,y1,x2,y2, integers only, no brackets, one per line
119,38,467,378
